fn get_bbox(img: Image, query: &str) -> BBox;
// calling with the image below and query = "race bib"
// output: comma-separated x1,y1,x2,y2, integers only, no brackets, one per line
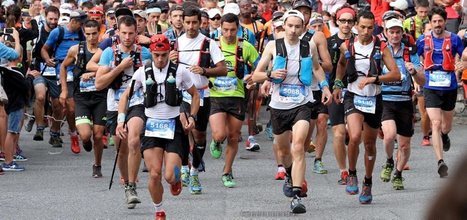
428,71,451,87
182,89,205,106
79,78,97,92
66,70,74,82
41,63,56,77
213,77,237,92
354,95,376,114
145,118,176,139
278,84,307,104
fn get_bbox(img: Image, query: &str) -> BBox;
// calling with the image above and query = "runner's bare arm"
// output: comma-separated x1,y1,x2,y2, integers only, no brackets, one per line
379,47,401,83
252,41,274,83
200,60,228,77
184,85,199,130
116,84,132,139
332,44,347,103
95,56,133,90
59,45,78,96
86,49,103,72
310,41,332,105
313,32,333,73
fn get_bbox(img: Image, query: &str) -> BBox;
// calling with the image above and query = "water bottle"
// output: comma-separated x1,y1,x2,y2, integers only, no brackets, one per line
165,74,180,106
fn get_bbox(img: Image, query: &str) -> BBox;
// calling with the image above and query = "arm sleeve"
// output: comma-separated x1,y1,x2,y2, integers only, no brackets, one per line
0,43,19,60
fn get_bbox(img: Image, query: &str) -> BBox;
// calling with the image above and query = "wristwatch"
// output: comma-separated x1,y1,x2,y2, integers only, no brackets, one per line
189,114,197,121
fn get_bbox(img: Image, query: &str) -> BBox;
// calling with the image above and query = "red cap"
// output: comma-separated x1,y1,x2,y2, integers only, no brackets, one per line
88,7,104,17
149,34,170,52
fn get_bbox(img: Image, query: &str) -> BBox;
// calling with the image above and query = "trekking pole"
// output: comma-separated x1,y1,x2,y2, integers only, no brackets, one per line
109,80,136,190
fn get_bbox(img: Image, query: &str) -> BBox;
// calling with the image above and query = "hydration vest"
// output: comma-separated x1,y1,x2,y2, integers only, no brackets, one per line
176,37,212,68
302,30,315,42
423,32,455,71
110,44,143,90
72,41,92,91
272,38,313,86
344,36,384,84
381,44,413,97
217,38,248,79
143,61,182,107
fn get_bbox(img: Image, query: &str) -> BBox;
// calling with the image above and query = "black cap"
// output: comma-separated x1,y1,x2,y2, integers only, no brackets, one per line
155,1,169,12
115,7,133,18
272,11,284,20
70,10,88,21
293,0,312,10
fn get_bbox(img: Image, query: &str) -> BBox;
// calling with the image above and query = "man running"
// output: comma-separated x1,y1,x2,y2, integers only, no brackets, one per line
253,10,332,213
416,6,465,178
59,20,107,177
378,18,425,190
116,34,199,220
332,11,401,204
169,7,227,195
209,13,260,188
95,15,152,209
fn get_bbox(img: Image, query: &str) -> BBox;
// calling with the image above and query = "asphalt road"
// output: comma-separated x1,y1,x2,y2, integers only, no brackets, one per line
1,115,467,220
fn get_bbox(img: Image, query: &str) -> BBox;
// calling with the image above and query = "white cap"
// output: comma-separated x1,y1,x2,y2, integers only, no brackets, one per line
61,9,72,16
273,18,284,28
385,18,403,29
282,10,305,23
133,10,147,20
1,0,15,8
208,8,222,19
390,0,408,11
58,16,70,26
223,3,240,16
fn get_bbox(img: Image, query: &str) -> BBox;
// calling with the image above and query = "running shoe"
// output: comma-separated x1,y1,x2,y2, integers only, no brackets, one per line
33,129,44,141
421,136,431,146
222,173,236,188
209,140,222,159
275,169,286,180
49,136,62,148
2,162,25,171
380,163,394,182
245,136,260,151
124,183,141,208
25,117,35,132
313,160,328,174
338,170,349,185
0,152,4,161
392,176,404,190
189,174,202,194
70,136,81,154
92,165,102,178
283,175,294,197
290,195,306,214
359,182,373,204
102,135,108,149
300,180,308,197
82,140,92,152
442,133,451,152
265,123,274,141
346,174,359,195
155,211,166,220
438,161,448,178
108,136,115,146
13,154,28,162
181,166,189,187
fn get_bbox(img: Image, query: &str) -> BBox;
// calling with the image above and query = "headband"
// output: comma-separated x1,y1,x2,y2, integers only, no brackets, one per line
146,7,161,14
336,8,355,20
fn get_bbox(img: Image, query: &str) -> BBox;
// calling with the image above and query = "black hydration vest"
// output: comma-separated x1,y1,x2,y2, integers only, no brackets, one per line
144,61,182,107
345,37,383,84
72,42,94,93
110,45,143,90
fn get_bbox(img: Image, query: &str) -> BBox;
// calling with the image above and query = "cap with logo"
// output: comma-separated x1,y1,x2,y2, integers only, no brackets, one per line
150,34,171,52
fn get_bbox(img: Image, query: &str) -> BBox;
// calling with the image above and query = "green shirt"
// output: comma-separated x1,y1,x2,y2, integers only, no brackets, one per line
403,15,428,40
209,37,259,98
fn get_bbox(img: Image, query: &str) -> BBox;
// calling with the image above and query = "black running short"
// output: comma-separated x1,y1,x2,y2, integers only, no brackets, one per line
210,97,246,121
382,101,414,137
343,92,383,129
106,105,145,135
270,103,311,135
328,100,345,126
180,97,210,132
74,93,107,126
141,116,189,159
310,90,328,120
423,88,457,111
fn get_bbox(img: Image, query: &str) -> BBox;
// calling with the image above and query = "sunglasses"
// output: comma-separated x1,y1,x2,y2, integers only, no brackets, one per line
210,16,221,21
88,10,103,16
338,19,355,24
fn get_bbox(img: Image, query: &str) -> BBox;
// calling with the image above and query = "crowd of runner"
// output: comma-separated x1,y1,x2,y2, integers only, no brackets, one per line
0,0,466,218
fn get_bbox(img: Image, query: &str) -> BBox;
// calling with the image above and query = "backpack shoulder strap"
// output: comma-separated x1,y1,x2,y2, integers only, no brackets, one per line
53,26,65,56
299,39,310,58
144,62,155,84
166,61,179,80
275,38,287,57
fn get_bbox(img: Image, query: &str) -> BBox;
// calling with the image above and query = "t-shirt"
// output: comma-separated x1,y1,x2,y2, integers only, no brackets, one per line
45,26,81,61
382,43,421,102
1,67,29,113
131,62,193,119
209,38,259,98
98,45,152,111
177,33,224,99
269,40,315,110
242,21,264,37
416,32,465,91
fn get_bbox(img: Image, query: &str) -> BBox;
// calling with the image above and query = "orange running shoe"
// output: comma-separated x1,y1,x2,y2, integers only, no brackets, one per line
71,135,80,154
155,211,166,220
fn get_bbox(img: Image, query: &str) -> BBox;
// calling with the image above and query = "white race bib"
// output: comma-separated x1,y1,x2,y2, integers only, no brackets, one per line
79,78,97,92
41,63,56,77
428,71,451,87
182,89,205,106
354,95,376,114
66,70,74,82
145,118,176,139
278,84,307,104
213,76,237,92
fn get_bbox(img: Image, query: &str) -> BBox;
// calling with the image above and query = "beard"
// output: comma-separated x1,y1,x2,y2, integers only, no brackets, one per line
46,22,57,30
